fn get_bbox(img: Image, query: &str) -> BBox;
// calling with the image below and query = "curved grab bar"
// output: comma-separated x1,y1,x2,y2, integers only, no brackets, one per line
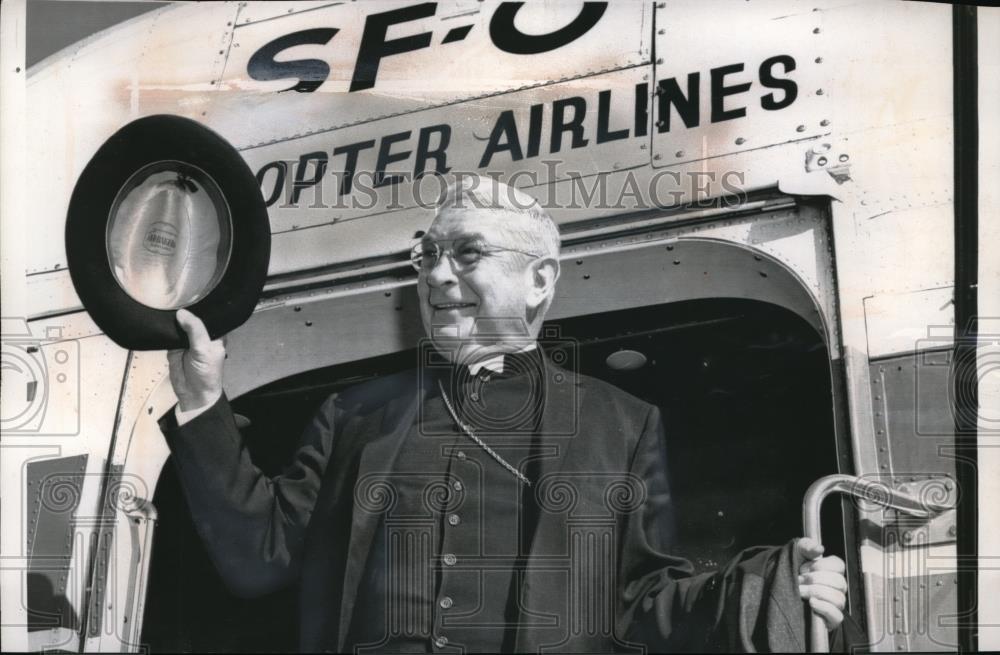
802,474,955,652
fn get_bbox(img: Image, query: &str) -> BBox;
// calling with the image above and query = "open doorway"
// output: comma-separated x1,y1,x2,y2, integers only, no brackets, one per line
141,297,844,651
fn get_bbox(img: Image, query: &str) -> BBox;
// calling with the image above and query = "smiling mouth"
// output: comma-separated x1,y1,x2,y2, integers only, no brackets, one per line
433,302,476,310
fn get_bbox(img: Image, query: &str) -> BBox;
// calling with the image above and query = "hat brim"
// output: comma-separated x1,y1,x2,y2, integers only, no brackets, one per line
66,115,270,351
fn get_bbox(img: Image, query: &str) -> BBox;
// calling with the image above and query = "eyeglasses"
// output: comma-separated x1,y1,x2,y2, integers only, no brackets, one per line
410,237,542,272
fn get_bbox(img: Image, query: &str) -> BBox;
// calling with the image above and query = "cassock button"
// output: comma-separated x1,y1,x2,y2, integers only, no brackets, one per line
448,513,460,526
434,635,449,648
443,553,457,566
439,596,454,609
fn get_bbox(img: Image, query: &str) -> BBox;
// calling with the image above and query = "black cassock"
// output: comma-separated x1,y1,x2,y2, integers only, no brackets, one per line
160,351,863,652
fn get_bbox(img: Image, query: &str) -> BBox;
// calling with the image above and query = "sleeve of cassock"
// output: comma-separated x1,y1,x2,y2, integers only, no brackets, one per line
158,393,338,598
618,405,866,652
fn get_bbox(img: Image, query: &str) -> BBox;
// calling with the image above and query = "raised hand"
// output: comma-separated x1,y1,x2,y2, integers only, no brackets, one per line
167,308,226,412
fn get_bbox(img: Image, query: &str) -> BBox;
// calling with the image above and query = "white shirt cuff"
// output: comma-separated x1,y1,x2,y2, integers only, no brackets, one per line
175,392,222,426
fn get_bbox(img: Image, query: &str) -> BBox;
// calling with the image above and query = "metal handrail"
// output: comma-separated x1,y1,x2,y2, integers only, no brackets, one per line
802,474,955,652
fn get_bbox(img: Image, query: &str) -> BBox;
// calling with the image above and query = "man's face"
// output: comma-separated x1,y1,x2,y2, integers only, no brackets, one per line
417,208,537,363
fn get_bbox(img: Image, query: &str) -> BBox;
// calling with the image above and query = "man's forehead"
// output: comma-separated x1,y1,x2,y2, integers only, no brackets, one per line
427,207,520,239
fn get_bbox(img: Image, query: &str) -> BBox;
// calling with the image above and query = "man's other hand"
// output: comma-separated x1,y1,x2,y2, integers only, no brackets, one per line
167,309,226,412
795,537,848,631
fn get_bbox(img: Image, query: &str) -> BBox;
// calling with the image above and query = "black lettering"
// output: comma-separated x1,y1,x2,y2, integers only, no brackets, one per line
291,152,328,205
351,3,436,92
550,97,588,153
710,63,751,123
478,111,523,167
634,82,648,138
526,104,544,158
657,73,700,132
596,89,629,144
760,55,797,111
490,2,607,54
374,131,412,188
414,124,452,178
333,139,376,195
256,161,287,207
247,28,339,93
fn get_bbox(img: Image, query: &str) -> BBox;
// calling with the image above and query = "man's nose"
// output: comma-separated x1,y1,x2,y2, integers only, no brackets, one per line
424,252,459,287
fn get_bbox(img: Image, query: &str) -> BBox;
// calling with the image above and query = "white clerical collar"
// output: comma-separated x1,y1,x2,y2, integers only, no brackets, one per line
467,344,538,376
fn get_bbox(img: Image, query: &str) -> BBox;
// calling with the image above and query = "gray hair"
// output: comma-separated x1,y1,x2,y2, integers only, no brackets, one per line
436,175,561,261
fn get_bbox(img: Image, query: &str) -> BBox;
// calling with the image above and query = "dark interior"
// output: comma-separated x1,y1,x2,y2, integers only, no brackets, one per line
141,298,845,652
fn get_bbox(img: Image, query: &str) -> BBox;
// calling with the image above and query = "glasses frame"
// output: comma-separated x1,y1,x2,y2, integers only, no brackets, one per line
410,237,543,273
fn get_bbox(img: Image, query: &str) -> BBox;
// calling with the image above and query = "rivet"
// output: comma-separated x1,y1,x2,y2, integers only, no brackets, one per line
796,125,806,132
656,58,664,65
817,156,828,166
305,321,313,327
384,291,391,297
816,88,824,95
666,245,674,251
815,56,823,63
583,274,590,280
839,153,849,162
936,580,944,587
813,27,821,34
675,150,684,158
735,137,746,145
759,271,768,278
948,525,957,537
658,29,665,34
673,260,680,266
294,306,302,312
576,259,583,265
653,154,662,160
820,119,831,127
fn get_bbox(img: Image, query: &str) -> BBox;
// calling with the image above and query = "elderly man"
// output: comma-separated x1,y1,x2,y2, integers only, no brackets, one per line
160,176,851,653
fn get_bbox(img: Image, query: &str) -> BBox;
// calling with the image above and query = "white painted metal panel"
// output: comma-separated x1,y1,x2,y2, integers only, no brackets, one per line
211,0,650,149
652,0,831,166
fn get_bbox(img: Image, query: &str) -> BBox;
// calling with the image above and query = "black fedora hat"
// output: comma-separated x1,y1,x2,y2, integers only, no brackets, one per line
66,115,271,351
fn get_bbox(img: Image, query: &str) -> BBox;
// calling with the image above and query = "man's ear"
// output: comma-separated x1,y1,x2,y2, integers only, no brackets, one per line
527,256,560,311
